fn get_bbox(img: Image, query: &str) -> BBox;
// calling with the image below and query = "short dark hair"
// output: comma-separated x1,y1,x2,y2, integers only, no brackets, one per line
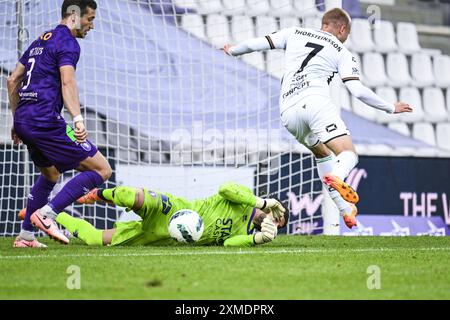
61,0,97,19
322,8,351,28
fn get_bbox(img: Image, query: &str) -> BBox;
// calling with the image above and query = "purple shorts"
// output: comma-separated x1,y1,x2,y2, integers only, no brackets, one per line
14,121,98,173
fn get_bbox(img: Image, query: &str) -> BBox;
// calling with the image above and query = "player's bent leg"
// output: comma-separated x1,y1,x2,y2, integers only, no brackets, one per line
322,135,359,204
310,142,355,216
99,186,144,211
77,151,112,181
56,212,103,246
18,167,58,238
324,134,359,179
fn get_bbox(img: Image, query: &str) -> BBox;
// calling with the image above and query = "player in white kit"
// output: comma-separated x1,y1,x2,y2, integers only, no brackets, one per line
222,8,413,228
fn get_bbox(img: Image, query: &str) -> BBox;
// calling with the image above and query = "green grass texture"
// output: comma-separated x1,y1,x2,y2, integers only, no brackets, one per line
1,235,449,300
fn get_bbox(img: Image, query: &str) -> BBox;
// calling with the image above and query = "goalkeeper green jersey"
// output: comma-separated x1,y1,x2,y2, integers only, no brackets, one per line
110,183,258,247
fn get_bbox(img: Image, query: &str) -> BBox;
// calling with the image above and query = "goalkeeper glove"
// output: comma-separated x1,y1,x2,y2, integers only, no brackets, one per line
253,217,278,245
255,197,286,219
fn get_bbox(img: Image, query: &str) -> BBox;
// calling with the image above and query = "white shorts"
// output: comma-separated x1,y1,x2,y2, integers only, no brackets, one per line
280,95,350,148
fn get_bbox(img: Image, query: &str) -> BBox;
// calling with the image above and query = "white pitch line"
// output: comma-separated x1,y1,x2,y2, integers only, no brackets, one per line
1,247,449,260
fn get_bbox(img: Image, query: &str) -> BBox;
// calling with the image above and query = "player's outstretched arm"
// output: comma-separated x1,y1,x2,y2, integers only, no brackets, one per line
7,63,25,145
222,27,290,56
222,37,272,56
224,217,278,247
218,182,285,219
344,79,413,114
60,65,87,143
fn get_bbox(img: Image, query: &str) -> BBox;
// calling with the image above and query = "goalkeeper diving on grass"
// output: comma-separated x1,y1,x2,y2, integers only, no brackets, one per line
20,183,288,247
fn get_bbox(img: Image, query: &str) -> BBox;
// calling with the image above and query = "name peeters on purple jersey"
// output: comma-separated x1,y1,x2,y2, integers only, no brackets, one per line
15,25,80,127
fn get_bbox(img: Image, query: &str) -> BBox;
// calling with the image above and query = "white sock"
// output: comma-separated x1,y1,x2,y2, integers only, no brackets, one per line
19,229,35,241
331,150,358,180
316,155,352,215
41,204,57,220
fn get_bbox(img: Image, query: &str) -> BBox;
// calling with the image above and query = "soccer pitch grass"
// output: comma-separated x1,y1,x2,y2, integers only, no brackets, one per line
0,236,449,300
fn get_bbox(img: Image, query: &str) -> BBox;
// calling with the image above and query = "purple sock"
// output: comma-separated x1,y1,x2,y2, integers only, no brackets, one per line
49,171,105,213
22,175,56,232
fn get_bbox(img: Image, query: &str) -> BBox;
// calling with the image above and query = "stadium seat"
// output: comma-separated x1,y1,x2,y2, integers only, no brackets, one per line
411,53,435,88
351,96,378,121
433,55,450,88
412,122,436,146
241,52,265,70
375,87,397,123
197,0,223,14
293,0,320,17
398,87,425,123
266,50,285,79
364,144,395,156
269,0,294,16
422,87,448,122
388,122,411,136
173,0,198,11
302,16,322,30
180,14,206,40
206,14,231,48
386,52,412,87
246,0,271,16
279,16,301,29
362,52,387,87
347,19,374,52
396,22,421,53
231,15,255,43
436,122,450,151
222,0,246,15
373,20,397,53
255,16,278,37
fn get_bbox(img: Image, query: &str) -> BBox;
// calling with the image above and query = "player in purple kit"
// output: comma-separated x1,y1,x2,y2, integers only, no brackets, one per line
7,0,111,247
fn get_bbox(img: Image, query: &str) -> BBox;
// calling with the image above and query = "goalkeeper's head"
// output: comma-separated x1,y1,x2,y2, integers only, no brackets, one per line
253,196,289,231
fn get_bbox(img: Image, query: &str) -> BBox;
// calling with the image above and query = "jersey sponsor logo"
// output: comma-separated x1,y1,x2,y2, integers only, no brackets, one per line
326,124,337,133
80,141,92,152
282,81,310,99
161,194,172,215
352,67,359,75
212,218,233,244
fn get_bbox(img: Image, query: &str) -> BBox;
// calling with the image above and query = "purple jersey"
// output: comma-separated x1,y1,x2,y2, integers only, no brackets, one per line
15,25,80,127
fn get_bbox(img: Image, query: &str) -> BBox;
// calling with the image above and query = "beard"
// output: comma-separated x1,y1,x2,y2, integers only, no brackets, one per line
253,212,267,231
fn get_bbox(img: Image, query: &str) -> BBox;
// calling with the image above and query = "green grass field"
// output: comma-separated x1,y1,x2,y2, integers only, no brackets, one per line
0,236,449,300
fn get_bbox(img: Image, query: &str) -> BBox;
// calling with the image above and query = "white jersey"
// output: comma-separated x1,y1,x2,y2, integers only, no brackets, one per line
266,27,360,113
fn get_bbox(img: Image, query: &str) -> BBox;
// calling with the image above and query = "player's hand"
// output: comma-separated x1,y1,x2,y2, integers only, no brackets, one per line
393,102,413,114
221,44,233,55
11,127,22,145
256,197,286,219
74,121,87,143
254,217,278,244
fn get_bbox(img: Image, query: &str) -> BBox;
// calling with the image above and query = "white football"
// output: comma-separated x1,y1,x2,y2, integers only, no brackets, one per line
168,209,204,243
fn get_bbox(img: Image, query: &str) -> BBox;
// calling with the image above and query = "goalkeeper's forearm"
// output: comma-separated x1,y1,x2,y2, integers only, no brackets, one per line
228,37,271,56
218,182,267,208
223,235,256,247
345,80,395,113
